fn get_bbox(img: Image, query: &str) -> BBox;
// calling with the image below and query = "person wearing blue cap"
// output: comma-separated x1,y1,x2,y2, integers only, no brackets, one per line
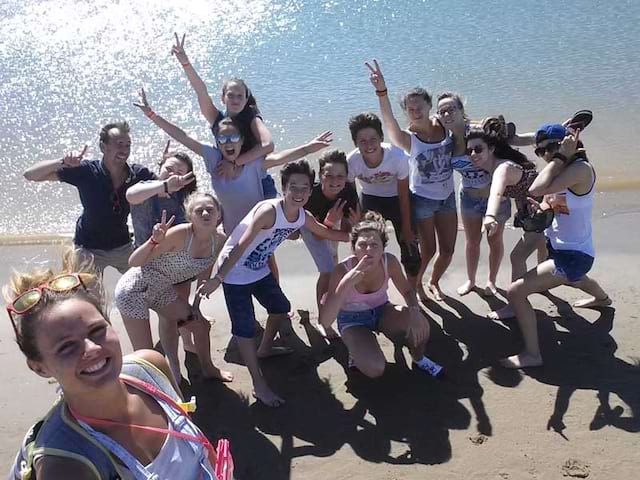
500,125,611,368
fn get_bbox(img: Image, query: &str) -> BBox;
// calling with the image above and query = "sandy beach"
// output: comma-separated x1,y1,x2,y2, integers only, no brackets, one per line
1,190,639,479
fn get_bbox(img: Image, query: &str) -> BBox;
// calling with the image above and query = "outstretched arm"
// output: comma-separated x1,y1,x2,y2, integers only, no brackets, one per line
134,88,206,156
233,117,275,166
172,33,219,125
303,210,349,242
365,59,411,152
263,131,333,169
23,145,87,182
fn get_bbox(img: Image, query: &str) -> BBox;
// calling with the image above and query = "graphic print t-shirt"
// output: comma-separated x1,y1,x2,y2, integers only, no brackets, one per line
408,131,454,200
347,143,409,197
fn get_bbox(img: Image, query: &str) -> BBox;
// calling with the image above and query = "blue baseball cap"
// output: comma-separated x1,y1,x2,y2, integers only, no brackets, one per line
535,123,567,144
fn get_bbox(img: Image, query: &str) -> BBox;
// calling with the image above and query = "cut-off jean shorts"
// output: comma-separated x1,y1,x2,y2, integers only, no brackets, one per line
459,187,512,224
336,302,389,335
412,191,456,220
546,239,594,282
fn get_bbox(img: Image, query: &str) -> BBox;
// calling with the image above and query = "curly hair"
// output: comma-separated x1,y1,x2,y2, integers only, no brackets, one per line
350,211,388,248
3,249,106,361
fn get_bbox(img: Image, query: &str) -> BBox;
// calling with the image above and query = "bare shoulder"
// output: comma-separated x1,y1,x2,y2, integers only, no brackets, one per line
128,349,172,378
36,455,99,480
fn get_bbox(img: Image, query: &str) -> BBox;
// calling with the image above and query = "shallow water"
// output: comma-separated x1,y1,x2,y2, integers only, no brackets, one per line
1,0,639,239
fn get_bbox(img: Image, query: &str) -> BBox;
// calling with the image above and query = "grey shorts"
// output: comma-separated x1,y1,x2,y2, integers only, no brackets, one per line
300,227,336,273
76,242,133,275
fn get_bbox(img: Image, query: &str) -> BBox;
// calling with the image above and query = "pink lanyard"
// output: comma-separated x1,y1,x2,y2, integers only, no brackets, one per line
68,374,217,465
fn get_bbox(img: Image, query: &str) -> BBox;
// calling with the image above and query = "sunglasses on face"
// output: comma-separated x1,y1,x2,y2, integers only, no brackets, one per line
466,145,485,156
6,274,87,336
534,142,560,157
217,133,242,145
437,105,459,116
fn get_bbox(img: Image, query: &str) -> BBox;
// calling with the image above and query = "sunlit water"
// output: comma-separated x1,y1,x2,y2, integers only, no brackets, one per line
1,0,639,239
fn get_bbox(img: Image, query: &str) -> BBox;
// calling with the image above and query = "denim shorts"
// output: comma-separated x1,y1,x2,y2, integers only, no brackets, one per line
262,172,278,199
336,302,388,335
222,273,291,338
300,227,335,273
546,240,594,282
412,191,456,220
459,188,512,224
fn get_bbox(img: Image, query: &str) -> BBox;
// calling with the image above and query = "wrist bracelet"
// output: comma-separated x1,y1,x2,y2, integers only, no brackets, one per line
552,152,569,164
149,238,160,246
146,111,157,120
214,273,224,283
375,88,388,97
181,62,191,67
163,180,169,194
485,213,496,219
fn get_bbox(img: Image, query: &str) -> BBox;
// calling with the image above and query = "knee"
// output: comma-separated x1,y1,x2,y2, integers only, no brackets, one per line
439,245,455,259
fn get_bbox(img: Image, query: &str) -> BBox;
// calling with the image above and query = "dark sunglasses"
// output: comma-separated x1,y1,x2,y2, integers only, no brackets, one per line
466,145,484,156
534,142,560,158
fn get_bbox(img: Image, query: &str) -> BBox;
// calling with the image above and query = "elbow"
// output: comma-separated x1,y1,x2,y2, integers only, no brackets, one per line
262,140,275,154
528,185,544,197
23,170,39,182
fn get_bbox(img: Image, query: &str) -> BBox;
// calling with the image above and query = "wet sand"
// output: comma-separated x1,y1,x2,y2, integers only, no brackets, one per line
1,190,639,479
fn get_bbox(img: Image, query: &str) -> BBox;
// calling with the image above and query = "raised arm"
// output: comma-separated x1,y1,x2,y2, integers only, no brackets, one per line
263,131,333,170
171,33,219,125
365,59,411,152
134,88,206,156
23,145,87,182
128,211,181,267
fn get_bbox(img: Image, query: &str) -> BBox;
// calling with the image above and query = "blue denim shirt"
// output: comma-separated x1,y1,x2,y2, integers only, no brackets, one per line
58,160,155,250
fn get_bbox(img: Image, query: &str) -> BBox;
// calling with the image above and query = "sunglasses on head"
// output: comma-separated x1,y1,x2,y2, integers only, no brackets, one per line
534,142,560,158
217,133,242,145
466,145,484,156
6,274,87,336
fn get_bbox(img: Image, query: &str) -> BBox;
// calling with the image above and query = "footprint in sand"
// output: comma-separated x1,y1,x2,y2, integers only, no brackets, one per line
561,458,590,478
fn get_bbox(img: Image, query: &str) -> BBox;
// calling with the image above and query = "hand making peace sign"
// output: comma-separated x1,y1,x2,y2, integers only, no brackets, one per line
365,59,387,92
133,88,154,117
171,32,190,66
61,145,88,168
151,209,176,244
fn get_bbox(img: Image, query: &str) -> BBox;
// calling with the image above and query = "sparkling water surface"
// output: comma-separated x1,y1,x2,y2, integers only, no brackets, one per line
1,0,639,237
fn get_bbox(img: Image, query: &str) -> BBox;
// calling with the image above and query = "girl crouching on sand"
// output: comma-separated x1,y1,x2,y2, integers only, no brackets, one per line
320,212,443,378
115,193,232,383
501,125,610,368
5,251,220,479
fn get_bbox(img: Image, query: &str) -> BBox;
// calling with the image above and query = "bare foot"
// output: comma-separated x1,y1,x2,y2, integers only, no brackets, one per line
499,352,543,369
457,280,475,296
253,385,285,407
202,365,234,382
317,324,340,340
257,346,294,359
487,304,514,320
483,282,498,297
573,296,612,308
427,282,445,301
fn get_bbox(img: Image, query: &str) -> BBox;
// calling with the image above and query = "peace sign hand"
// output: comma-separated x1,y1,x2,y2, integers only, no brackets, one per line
61,145,88,168
133,88,153,117
151,209,175,244
365,59,387,92
304,131,334,154
324,198,345,228
343,255,375,286
171,32,189,65
165,172,196,193
347,203,362,227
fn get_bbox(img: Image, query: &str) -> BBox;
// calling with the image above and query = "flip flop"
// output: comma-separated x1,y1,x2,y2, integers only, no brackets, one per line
564,109,593,131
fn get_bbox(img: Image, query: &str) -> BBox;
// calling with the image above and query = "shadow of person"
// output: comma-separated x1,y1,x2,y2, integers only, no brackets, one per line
518,291,639,437
182,353,290,480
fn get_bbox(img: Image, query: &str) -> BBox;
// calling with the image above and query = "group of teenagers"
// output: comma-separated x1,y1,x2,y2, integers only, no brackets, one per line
5,34,611,479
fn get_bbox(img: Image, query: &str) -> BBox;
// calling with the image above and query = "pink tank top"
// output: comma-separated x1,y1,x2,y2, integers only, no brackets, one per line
341,254,390,312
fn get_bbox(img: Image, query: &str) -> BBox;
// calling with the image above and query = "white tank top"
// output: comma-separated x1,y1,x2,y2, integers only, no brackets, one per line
220,198,306,284
545,163,595,257
408,129,454,200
